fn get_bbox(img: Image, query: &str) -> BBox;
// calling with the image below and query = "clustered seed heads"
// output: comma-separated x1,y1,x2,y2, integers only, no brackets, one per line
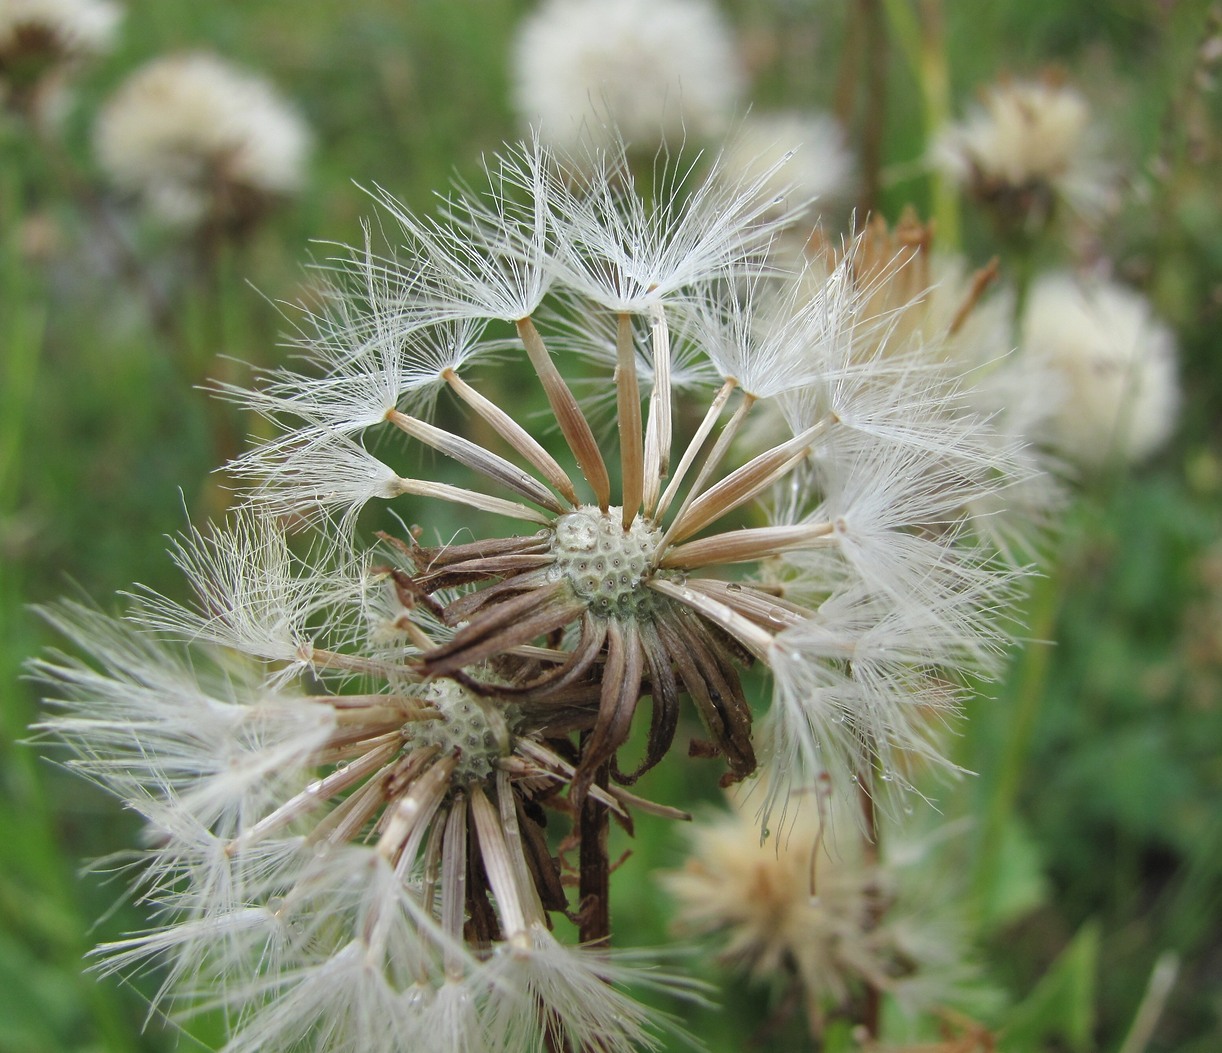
38,138,1040,1052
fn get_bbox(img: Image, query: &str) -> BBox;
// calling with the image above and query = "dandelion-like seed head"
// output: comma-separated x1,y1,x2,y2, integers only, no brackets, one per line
94,51,310,230
40,136,1040,1052
1022,271,1180,469
720,111,855,226
511,0,744,156
934,71,1111,230
664,787,979,1026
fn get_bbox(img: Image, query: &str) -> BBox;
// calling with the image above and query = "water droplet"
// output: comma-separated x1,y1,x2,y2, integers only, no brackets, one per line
726,582,742,592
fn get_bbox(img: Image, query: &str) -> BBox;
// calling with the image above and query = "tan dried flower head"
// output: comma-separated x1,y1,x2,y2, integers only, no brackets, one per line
663,787,977,1027
94,51,310,230
933,71,1111,230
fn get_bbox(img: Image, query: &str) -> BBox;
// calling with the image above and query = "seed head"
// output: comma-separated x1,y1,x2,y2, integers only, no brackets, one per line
1021,271,1180,469
933,72,1112,230
94,51,310,230
510,0,745,156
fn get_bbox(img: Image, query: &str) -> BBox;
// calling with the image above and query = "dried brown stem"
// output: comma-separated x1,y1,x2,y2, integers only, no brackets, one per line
577,756,612,947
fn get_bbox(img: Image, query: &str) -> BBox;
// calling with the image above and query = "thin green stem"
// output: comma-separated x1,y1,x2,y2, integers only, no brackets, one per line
972,570,1061,921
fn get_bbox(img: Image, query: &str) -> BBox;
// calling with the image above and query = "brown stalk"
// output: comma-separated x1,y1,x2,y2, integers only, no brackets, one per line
497,771,547,927
654,614,755,781
393,477,552,525
516,316,611,510
678,578,812,633
614,624,681,784
232,739,400,850
423,586,583,675
660,522,835,569
657,391,757,547
947,257,1000,337
387,410,566,514
492,613,608,696
664,442,812,546
469,784,530,936
441,797,469,974
438,569,555,623
650,578,776,664
376,753,457,865
577,757,612,947
444,368,579,506
572,619,645,805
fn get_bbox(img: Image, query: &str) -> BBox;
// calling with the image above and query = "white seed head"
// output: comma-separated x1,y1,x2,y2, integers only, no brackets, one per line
719,111,855,223
1022,271,1180,469
933,74,1111,217
511,0,744,155
94,51,310,227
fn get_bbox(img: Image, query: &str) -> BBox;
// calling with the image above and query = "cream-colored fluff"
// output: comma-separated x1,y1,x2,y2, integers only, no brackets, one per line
94,52,310,227
1022,272,1179,468
510,0,744,156
934,76,1109,217
662,789,974,1018
720,110,854,222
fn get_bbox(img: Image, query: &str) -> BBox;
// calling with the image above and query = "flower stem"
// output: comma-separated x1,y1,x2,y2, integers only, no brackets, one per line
577,756,612,946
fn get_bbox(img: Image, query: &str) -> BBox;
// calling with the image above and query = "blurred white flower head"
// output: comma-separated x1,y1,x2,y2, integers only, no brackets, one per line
0,0,121,117
1022,272,1180,469
719,111,854,224
511,0,745,155
934,73,1110,228
94,51,310,229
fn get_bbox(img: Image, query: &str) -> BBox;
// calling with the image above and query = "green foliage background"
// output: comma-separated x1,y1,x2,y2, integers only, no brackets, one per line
1,1,1219,1050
